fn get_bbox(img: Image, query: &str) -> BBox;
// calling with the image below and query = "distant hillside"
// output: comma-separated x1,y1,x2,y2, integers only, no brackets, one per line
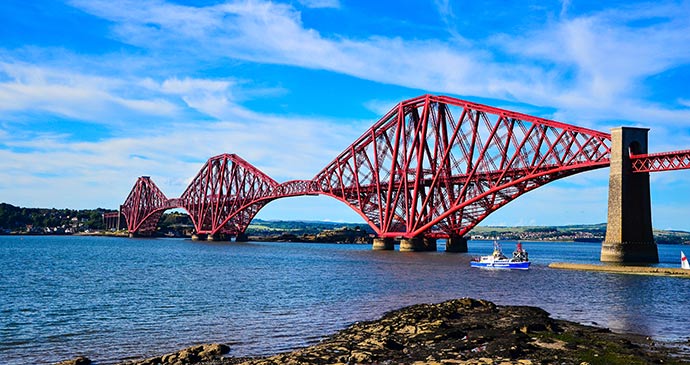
1,203,688,244
247,219,375,236
0,203,111,234
468,223,690,245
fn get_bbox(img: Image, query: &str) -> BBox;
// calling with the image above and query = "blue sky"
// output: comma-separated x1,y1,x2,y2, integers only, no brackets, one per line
2,0,690,230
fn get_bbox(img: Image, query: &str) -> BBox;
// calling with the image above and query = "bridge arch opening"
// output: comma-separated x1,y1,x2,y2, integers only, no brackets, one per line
126,207,195,238
256,195,367,224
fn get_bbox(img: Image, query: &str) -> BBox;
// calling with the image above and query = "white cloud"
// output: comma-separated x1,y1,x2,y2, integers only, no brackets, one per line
4,0,690,228
297,0,340,9
67,0,690,133
0,106,365,210
0,62,179,123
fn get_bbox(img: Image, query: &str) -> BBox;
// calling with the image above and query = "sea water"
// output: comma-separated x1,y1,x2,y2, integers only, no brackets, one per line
1,235,688,364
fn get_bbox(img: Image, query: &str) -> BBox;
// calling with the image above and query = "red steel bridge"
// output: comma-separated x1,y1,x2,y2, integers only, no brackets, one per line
110,95,690,259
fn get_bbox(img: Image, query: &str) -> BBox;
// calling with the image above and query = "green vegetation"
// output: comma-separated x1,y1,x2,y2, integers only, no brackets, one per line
246,219,373,236
0,203,112,234
1,202,688,245
535,331,657,365
468,223,690,244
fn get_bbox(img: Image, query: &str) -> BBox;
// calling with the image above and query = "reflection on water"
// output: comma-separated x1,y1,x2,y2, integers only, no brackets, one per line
0,236,689,364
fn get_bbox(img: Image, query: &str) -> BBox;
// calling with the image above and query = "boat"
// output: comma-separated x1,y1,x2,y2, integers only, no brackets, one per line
470,241,531,270
682,251,690,270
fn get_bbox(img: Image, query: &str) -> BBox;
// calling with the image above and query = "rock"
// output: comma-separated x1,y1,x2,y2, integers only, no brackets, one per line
120,343,230,365
348,350,372,363
53,356,91,365
114,298,687,365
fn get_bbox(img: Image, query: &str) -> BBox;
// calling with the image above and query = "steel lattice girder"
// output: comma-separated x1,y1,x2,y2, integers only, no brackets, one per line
179,153,279,235
312,95,612,238
630,150,690,173
120,94,624,238
120,176,170,233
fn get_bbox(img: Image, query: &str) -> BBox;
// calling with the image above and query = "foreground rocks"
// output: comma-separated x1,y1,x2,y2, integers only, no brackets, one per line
118,344,232,365
54,356,91,365
56,298,689,365
221,298,687,365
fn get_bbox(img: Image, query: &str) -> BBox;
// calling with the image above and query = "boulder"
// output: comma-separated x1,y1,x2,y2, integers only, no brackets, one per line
120,343,230,365
53,356,91,365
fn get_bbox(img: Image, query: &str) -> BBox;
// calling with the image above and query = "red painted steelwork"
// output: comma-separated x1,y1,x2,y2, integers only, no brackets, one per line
120,94,615,238
312,95,612,238
120,176,172,234
178,153,279,236
630,150,690,173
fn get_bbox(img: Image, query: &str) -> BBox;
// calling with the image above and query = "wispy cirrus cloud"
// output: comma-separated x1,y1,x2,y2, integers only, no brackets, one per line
3,0,690,228
0,109,365,209
297,0,340,9
67,0,690,130
0,61,180,124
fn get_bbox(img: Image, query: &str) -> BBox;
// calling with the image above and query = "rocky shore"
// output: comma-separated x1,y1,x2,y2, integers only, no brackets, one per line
57,298,689,365
549,262,690,278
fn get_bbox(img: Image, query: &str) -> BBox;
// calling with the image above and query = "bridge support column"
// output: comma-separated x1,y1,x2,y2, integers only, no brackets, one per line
601,127,658,263
191,234,207,241
446,235,468,253
423,237,437,251
207,233,232,241
400,237,436,252
399,237,422,252
235,233,249,242
372,237,394,250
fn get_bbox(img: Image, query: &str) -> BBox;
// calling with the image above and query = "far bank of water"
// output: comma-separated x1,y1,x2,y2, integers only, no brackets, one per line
1,236,688,364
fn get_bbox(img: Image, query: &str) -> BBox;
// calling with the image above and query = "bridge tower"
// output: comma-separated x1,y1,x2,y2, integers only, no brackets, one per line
601,127,659,263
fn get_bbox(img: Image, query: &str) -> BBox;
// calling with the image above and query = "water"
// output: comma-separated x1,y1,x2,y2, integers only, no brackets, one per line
1,236,689,364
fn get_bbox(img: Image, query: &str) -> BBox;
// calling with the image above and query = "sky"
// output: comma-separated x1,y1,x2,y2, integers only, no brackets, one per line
2,0,690,230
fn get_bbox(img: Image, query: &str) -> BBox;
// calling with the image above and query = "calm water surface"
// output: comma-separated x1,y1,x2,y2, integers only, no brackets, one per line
1,235,689,364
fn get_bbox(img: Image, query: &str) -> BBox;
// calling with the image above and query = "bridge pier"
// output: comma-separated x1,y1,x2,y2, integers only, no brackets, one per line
235,233,249,242
372,237,394,250
208,233,235,241
399,237,437,252
191,233,207,241
601,127,659,263
445,235,468,253
424,237,437,251
129,231,154,238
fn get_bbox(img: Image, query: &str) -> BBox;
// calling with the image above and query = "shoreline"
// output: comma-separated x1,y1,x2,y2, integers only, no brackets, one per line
56,298,690,365
549,262,690,278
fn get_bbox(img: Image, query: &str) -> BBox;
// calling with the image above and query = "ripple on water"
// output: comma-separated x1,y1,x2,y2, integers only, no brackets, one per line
1,236,689,364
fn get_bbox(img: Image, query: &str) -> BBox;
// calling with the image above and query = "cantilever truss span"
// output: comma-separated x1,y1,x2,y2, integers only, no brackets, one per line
120,94,625,238
312,95,612,238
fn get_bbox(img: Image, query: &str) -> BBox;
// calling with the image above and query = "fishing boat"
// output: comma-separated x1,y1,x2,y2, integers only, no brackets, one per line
682,251,690,270
470,241,531,270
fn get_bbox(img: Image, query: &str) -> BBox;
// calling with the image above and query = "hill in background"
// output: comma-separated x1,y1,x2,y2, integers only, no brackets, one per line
1,203,688,244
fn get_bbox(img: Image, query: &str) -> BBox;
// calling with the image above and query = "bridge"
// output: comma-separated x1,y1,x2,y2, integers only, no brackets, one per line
107,95,690,263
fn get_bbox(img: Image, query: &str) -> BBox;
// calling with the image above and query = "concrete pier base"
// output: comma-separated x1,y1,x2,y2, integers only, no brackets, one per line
601,127,658,263
208,233,232,242
600,242,660,263
372,237,394,250
235,233,249,242
191,234,207,241
445,236,468,253
399,237,423,252
423,237,437,252
399,237,436,252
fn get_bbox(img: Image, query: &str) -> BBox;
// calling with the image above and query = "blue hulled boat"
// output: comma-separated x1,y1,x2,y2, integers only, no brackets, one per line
470,242,531,270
